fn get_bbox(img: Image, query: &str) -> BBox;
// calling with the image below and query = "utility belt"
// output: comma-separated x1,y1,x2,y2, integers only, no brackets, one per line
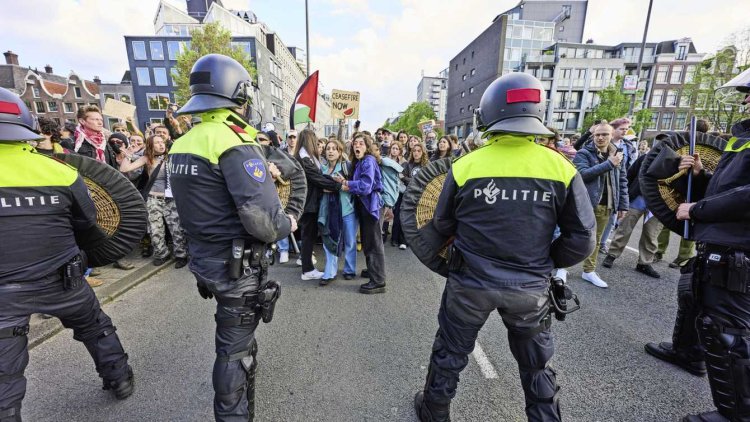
447,244,580,321
229,239,270,280
697,243,750,293
59,253,86,290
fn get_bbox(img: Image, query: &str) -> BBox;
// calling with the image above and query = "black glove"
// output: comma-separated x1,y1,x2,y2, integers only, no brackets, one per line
196,282,213,300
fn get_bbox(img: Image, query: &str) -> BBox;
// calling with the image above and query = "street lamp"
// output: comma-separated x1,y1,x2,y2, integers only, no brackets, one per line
628,0,654,117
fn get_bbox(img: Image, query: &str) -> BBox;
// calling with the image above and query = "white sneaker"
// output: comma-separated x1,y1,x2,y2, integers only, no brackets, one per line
399,244,407,250
295,254,317,266
582,271,608,288
554,268,568,283
301,269,324,280
279,251,289,264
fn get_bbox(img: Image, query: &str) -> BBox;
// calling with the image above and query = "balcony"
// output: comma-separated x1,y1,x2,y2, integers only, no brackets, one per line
524,55,555,63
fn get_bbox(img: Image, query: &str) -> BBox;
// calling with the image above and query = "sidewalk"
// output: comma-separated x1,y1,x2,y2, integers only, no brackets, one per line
27,251,175,349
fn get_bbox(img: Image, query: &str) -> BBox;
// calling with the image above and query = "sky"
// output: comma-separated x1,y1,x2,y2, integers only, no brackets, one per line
2,0,745,130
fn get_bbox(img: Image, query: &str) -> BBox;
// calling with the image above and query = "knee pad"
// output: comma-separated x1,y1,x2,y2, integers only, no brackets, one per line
72,308,116,344
0,405,21,422
698,314,750,419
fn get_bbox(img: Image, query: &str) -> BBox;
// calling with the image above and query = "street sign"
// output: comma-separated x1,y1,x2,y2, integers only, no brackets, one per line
622,75,638,94
331,89,360,119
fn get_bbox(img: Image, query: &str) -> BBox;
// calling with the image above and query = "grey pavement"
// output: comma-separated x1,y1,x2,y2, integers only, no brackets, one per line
21,226,714,421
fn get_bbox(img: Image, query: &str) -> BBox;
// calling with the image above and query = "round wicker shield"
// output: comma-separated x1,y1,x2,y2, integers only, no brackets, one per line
400,158,453,277
53,153,148,267
263,145,307,218
640,131,726,234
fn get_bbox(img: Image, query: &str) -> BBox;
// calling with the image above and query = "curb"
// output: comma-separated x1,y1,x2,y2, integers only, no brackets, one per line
27,259,175,350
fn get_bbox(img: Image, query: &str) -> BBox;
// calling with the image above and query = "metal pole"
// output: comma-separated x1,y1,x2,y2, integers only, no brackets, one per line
628,0,654,117
305,0,311,77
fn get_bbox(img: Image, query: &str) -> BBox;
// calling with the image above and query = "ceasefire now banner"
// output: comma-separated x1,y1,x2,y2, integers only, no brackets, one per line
331,89,360,119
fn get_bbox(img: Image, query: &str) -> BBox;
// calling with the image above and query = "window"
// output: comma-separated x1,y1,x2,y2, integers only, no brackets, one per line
676,45,687,61
64,103,74,113
167,41,181,60
648,113,659,130
573,69,586,87
468,105,473,111
74,86,82,98
150,41,164,60
542,66,553,78
35,101,45,113
76,102,85,111
656,65,669,83
153,67,168,86
471,51,474,59
674,111,688,130
569,91,582,109
136,67,151,86
454,64,458,71
590,69,604,88
47,101,58,112
52,117,61,125
469,87,474,94
462,74,466,81
651,89,664,107
554,91,569,109
685,65,697,83
463,58,466,65
470,68,476,76
104,93,115,101
679,91,691,108
461,91,465,98
146,93,170,110
150,118,163,124
660,112,674,130
107,118,119,129
32,86,40,98
460,107,464,114
670,65,684,84
558,68,571,87
665,90,677,106
132,41,147,60
119,94,131,104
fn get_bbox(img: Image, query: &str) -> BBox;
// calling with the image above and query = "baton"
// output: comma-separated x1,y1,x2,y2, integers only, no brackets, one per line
684,115,697,239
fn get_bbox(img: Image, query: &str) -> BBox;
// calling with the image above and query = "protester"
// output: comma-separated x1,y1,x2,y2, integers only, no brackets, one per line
404,134,420,159
318,139,357,284
572,122,629,288
74,105,110,163
395,141,429,249
379,129,392,156
59,121,77,150
430,136,452,161
119,134,188,269
598,117,636,255
424,130,437,154
294,129,342,280
601,152,663,278
380,141,405,245
283,130,298,153
34,117,68,155
152,124,173,149
334,133,386,294
638,140,650,156
558,137,577,160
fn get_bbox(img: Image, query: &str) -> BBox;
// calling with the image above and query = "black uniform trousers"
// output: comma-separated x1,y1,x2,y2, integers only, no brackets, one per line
190,257,263,422
424,273,560,421
695,246,750,422
299,213,319,273
0,274,129,421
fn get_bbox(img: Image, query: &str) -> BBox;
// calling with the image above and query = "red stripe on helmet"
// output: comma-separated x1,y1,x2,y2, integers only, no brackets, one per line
506,88,541,104
0,101,21,115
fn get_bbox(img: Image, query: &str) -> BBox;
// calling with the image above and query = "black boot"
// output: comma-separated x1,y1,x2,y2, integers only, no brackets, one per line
414,391,451,422
359,280,385,294
644,342,706,376
103,366,134,400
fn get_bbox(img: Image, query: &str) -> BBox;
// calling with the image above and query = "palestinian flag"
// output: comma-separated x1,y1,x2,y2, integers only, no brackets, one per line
290,70,319,128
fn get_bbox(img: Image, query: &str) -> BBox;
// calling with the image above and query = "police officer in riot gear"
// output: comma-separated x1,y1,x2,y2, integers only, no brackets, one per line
413,73,595,421
651,68,750,422
0,87,134,421
168,54,296,421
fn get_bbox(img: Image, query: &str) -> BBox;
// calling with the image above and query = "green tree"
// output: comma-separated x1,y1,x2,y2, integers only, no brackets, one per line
173,22,256,105
582,75,652,133
682,46,743,132
383,101,438,137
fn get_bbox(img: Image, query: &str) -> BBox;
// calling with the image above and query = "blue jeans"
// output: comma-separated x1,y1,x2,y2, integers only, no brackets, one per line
277,237,289,252
322,213,358,279
600,213,617,249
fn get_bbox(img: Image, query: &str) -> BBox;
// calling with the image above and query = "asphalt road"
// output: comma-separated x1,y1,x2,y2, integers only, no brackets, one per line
22,227,714,421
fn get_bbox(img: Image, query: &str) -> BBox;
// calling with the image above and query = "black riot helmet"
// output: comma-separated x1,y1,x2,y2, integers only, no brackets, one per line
475,72,553,137
0,87,43,142
177,54,254,115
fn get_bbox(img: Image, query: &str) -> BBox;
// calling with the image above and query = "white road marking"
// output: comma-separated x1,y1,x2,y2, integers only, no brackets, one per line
472,341,498,379
605,239,639,254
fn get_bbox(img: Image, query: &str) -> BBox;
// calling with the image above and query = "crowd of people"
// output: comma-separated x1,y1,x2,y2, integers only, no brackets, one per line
28,101,724,294
25,104,193,287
